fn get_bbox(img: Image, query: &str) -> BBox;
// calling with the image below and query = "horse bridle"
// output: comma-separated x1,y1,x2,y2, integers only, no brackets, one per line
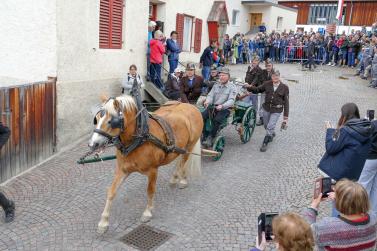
93,101,125,141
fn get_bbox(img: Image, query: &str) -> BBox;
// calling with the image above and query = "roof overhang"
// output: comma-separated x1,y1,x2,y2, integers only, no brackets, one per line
207,1,230,24
242,1,298,12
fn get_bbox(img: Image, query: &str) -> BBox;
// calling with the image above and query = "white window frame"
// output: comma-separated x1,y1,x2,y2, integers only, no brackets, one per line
182,15,194,52
232,10,240,26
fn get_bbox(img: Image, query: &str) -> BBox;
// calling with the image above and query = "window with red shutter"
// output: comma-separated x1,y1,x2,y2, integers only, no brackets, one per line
176,13,184,49
194,18,202,53
99,0,124,49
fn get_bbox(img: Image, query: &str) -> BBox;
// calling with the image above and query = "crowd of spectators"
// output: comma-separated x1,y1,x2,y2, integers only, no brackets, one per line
141,21,377,250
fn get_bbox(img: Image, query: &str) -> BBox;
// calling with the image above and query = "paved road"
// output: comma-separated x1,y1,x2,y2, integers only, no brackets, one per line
1,64,376,251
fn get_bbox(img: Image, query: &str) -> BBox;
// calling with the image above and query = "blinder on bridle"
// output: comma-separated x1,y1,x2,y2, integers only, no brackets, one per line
93,109,124,130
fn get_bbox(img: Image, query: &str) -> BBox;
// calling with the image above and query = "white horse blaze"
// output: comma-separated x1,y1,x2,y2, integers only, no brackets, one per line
89,115,107,147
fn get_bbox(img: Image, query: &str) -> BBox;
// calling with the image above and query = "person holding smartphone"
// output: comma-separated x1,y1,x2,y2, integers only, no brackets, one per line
251,213,314,251
302,179,377,251
0,122,15,223
318,103,372,182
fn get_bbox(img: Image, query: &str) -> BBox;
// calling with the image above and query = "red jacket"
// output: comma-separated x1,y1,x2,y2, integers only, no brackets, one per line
150,39,165,64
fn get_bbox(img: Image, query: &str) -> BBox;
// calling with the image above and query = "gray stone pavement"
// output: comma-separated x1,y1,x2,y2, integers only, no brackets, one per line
1,64,377,250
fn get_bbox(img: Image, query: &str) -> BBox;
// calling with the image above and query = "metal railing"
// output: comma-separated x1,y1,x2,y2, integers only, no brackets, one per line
283,46,327,64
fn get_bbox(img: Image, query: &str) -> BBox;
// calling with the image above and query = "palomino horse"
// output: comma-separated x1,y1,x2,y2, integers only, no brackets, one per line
88,95,203,234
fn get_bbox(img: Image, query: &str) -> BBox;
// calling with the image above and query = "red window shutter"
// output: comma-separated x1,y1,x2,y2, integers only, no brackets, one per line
99,0,110,48
99,0,123,49
194,18,203,53
110,0,123,49
176,13,184,49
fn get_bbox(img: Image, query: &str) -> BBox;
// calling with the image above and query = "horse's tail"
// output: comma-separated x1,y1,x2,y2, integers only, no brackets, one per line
185,138,202,178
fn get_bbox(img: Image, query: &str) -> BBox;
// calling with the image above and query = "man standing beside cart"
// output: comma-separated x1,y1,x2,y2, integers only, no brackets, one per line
202,67,237,147
245,56,264,125
245,70,289,152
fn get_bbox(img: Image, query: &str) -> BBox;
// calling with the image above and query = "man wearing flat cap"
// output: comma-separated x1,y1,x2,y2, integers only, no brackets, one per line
202,67,237,146
245,70,289,152
180,63,205,103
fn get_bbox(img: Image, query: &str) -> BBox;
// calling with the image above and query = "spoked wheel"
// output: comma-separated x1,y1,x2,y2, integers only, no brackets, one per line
212,136,225,161
240,107,256,143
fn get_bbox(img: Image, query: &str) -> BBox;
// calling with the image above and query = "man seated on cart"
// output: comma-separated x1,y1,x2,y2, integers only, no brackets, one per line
201,67,237,147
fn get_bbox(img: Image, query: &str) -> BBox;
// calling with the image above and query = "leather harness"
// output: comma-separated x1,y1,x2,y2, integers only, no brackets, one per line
95,80,187,157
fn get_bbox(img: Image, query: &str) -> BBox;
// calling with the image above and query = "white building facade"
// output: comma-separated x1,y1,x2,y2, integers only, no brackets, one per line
225,0,298,37
0,0,221,149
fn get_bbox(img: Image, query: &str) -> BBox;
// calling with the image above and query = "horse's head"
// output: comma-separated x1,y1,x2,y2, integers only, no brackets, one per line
88,95,136,151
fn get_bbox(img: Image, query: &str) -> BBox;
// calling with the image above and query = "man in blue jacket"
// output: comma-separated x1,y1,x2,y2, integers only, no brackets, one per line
200,40,217,81
166,31,181,75
0,122,15,223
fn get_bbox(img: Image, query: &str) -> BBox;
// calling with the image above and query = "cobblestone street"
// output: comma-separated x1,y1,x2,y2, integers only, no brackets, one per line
1,64,376,251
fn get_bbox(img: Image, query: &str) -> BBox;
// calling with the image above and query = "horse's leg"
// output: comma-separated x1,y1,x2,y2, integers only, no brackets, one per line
169,156,181,185
141,168,158,223
177,153,190,189
97,166,127,234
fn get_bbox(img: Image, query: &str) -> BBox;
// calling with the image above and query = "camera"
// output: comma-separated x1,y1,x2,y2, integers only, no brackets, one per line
367,110,375,121
258,212,278,244
314,177,333,198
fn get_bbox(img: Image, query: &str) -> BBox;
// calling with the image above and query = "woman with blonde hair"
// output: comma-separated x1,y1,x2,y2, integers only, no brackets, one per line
303,179,377,251
251,212,314,251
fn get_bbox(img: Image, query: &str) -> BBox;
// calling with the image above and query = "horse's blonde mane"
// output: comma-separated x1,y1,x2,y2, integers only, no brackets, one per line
104,95,136,115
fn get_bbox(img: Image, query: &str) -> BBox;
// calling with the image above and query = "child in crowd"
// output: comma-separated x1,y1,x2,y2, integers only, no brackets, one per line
121,64,144,95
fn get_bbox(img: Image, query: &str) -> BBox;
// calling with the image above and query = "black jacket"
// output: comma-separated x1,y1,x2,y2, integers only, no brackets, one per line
0,122,10,149
261,69,272,83
247,80,289,117
245,66,263,87
368,120,377,159
200,46,214,67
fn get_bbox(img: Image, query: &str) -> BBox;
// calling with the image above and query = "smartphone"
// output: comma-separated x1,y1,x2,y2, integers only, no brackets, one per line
258,212,278,244
367,110,375,121
314,177,332,198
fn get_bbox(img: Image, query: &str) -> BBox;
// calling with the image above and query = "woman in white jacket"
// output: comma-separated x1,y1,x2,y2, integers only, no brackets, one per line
121,64,144,95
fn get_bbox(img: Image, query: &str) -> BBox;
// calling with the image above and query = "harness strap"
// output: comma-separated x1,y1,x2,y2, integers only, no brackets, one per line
149,114,187,154
111,78,186,156
94,129,114,140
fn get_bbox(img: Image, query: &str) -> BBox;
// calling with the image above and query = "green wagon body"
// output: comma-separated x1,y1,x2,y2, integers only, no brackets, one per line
200,101,256,161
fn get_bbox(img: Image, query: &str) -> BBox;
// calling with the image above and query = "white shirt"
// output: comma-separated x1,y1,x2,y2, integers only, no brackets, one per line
273,82,280,92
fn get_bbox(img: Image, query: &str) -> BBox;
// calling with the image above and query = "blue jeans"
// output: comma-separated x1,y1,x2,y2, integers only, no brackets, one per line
147,53,151,79
258,49,265,61
202,66,211,81
270,48,276,61
150,63,163,90
348,51,355,66
358,159,377,217
341,49,348,60
168,60,178,74
280,48,285,63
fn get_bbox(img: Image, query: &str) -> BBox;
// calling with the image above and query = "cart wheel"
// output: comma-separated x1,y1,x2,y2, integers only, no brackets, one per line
212,136,225,161
240,107,256,143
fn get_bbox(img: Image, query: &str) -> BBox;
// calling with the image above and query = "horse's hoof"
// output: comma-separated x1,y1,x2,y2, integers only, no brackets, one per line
178,180,188,189
97,224,109,234
140,215,152,223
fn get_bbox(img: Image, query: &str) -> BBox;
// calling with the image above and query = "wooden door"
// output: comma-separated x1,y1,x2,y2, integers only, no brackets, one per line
250,13,262,29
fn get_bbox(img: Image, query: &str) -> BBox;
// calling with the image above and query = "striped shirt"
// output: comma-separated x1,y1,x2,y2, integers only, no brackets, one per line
302,208,377,251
